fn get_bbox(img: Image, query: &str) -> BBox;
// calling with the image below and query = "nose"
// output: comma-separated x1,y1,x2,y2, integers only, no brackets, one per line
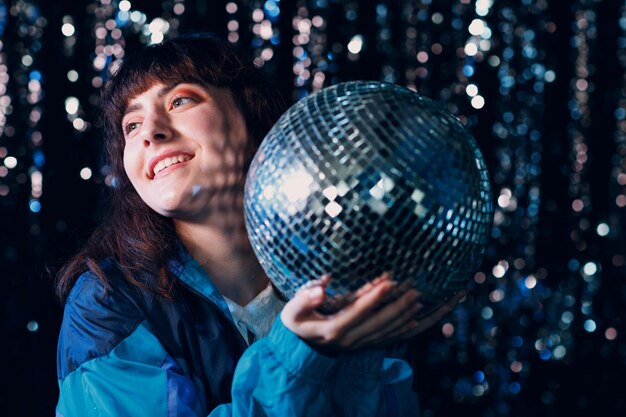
140,112,171,146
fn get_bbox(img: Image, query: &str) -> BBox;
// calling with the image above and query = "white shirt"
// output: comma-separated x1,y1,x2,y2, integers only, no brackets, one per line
223,285,286,345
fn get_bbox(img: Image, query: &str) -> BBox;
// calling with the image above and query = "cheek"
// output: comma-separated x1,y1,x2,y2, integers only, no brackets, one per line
122,146,139,185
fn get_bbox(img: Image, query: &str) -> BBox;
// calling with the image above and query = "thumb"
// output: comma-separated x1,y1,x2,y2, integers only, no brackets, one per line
282,284,326,322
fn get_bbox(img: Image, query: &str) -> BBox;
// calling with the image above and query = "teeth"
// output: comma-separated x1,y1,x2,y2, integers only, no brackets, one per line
153,155,191,177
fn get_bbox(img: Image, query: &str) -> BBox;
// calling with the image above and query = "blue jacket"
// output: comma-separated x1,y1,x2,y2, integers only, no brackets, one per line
56,251,420,416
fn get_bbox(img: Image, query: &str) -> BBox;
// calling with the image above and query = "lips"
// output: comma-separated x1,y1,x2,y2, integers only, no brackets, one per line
148,151,194,179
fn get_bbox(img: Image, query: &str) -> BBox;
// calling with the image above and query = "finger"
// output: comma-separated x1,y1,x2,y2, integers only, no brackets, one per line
320,279,396,338
428,291,465,321
453,290,467,304
360,291,468,347
402,291,466,338
351,314,420,350
353,272,392,298
281,282,327,327
364,320,421,349
287,276,398,345
318,274,332,286
298,275,331,292
381,294,423,334
343,289,420,345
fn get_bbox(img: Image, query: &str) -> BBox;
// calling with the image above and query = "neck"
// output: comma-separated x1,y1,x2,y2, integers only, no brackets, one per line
174,202,268,306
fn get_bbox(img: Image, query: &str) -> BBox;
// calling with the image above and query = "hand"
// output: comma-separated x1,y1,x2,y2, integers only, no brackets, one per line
366,290,466,348
281,273,462,352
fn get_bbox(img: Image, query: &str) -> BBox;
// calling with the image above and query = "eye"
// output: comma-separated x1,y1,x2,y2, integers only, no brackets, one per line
171,96,194,108
123,121,141,136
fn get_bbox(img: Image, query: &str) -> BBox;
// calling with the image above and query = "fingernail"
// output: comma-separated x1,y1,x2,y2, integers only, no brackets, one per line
309,286,324,301
379,272,391,281
383,281,397,291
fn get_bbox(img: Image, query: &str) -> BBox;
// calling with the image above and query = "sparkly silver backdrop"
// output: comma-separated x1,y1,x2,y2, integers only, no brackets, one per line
245,81,493,316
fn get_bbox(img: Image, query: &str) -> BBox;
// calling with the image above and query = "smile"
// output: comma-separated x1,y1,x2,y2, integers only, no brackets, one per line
150,153,194,178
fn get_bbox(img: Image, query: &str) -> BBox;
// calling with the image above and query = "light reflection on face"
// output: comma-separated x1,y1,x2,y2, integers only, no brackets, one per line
121,82,249,222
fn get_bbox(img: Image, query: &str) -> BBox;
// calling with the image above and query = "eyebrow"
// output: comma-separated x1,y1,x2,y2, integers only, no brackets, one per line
122,84,178,119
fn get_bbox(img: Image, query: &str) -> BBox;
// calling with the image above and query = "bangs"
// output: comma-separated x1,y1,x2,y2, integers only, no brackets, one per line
103,45,204,130
100,34,286,181
102,36,249,138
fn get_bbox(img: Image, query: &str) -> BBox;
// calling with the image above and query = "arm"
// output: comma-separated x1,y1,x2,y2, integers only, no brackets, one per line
56,322,203,417
209,318,421,417
56,272,205,417
210,275,463,417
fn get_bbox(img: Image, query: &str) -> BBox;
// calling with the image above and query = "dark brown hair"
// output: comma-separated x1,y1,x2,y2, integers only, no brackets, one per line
56,34,286,302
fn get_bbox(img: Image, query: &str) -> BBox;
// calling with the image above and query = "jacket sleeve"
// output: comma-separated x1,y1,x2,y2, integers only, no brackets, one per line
56,321,204,417
209,318,421,417
56,272,205,417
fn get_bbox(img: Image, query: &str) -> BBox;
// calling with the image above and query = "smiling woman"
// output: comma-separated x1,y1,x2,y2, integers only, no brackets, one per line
55,34,283,301
121,83,248,221
54,33,461,417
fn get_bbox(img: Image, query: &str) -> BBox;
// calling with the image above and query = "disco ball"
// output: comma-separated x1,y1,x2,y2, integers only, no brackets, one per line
244,81,493,317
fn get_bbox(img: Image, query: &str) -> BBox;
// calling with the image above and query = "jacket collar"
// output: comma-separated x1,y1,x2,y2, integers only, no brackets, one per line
168,246,234,323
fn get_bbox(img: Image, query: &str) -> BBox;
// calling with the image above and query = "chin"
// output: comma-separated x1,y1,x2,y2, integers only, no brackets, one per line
148,192,189,216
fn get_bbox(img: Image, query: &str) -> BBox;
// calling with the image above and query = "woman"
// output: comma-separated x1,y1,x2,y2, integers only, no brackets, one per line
55,34,462,416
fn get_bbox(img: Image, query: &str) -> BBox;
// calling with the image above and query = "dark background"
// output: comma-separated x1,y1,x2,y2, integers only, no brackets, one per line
1,0,625,416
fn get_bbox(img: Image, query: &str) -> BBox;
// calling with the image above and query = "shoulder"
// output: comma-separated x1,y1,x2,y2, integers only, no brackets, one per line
57,260,149,380
64,259,145,322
